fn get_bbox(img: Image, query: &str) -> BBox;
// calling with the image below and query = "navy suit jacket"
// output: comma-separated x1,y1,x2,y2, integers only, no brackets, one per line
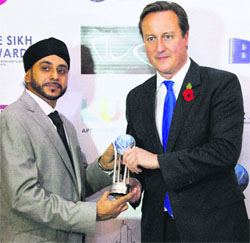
126,59,249,242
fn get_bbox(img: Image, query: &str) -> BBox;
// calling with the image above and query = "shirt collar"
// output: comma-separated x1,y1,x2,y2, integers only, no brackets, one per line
156,57,191,91
26,89,55,115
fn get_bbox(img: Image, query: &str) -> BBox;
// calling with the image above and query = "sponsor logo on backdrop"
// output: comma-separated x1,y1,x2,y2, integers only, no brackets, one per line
115,220,136,243
229,38,250,64
0,105,7,112
0,0,7,5
81,98,120,122
80,26,155,74
81,98,122,133
0,35,32,67
229,38,250,125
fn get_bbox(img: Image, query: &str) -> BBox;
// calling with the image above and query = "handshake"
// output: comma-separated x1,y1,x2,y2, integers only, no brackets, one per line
96,135,142,221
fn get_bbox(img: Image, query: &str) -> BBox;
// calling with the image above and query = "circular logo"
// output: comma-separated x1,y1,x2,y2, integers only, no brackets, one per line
0,0,7,5
235,164,249,192
90,0,105,2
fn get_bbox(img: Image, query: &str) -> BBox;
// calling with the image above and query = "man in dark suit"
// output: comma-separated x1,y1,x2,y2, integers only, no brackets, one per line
123,1,249,242
0,37,135,242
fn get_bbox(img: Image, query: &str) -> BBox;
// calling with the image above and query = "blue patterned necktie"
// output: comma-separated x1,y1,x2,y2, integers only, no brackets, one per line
162,80,176,217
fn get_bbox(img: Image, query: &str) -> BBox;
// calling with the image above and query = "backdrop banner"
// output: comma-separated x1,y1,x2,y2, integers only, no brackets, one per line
1,0,249,242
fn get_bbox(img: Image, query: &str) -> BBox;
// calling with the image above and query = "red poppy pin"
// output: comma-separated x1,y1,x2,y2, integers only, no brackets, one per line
182,82,194,102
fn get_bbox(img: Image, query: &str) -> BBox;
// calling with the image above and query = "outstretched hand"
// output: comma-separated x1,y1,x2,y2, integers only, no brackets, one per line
123,147,159,174
96,190,135,221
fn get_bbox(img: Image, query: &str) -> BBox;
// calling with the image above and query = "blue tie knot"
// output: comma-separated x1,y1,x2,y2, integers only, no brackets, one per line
163,80,174,91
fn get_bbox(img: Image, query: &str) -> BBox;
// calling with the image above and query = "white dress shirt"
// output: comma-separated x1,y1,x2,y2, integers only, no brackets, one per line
155,58,191,143
25,90,69,140
26,89,55,115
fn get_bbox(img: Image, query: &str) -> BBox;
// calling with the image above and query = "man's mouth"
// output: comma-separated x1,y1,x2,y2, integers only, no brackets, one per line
44,82,62,90
157,55,169,60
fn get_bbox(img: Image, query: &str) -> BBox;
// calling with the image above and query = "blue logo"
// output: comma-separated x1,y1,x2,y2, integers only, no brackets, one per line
229,38,250,64
235,164,249,192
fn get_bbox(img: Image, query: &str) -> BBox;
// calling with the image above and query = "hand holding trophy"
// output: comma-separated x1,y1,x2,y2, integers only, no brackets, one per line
110,134,135,196
96,135,138,221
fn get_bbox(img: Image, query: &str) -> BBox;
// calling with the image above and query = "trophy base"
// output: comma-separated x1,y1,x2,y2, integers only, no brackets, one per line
110,182,130,196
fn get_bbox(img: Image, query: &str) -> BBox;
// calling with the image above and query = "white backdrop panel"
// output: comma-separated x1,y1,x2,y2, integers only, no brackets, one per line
1,0,249,242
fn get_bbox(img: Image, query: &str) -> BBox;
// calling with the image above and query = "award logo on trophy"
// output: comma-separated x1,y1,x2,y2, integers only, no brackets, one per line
110,134,135,196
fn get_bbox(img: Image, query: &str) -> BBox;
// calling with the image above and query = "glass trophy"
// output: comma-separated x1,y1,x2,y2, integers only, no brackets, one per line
110,134,135,196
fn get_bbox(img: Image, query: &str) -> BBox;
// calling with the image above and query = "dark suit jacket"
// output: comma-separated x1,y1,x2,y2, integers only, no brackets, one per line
126,59,249,242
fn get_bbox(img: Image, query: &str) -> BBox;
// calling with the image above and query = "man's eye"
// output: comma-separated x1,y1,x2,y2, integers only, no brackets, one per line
58,68,68,74
41,66,50,71
164,34,173,40
146,36,155,42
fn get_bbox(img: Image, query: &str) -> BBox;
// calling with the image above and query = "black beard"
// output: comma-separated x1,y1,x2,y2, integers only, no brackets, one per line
30,77,67,101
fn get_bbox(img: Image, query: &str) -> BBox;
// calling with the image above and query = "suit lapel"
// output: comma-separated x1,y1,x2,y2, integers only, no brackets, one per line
166,59,201,152
20,91,78,189
61,118,82,197
142,76,165,153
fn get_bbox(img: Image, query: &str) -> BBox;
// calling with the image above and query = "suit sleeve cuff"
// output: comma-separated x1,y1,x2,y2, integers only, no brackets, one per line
76,201,97,237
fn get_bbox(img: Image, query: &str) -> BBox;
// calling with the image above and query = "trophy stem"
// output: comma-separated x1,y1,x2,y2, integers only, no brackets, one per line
127,169,130,185
112,142,117,184
123,165,127,184
118,154,121,182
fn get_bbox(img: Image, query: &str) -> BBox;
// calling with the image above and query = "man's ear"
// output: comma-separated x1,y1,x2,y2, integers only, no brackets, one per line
25,70,31,85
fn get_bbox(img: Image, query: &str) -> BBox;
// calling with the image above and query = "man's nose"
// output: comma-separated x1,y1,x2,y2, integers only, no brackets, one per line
156,39,165,52
50,70,59,80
